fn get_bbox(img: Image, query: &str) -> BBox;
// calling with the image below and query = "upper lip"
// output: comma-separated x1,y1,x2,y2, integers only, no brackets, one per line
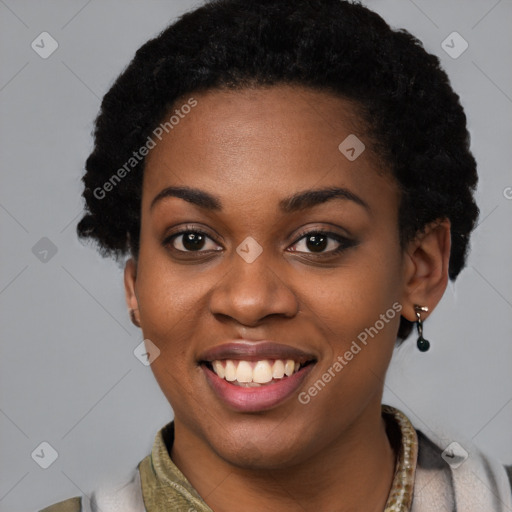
198,341,317,364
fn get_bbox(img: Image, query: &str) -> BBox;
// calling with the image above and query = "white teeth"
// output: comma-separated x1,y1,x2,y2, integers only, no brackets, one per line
272,359,285,379
236,361,253,383
224,360,237,381
210,358,304,384
253,360,273,383
212,360,225,379
284,359,295,377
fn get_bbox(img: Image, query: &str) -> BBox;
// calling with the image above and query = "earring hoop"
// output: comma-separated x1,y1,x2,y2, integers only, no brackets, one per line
414,305,430,352
129,308,141,328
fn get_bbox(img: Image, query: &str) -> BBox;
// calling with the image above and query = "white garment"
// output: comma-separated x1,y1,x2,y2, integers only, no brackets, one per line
411,430,512,512
82,470,145,512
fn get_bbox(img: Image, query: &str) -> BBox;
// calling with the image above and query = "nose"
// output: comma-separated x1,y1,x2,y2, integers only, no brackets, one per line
209,250,299,327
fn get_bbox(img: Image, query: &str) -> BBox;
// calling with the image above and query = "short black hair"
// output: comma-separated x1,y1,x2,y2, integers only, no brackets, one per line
76,0,479,341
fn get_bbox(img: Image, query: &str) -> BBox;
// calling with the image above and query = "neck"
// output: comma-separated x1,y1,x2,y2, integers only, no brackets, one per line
171,401,397,512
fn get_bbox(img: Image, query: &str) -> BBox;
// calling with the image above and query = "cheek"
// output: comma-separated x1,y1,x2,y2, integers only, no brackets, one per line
305,257,401,337
136,240,205,325
134,260,204,413
301,242,403,381
134,257,205,374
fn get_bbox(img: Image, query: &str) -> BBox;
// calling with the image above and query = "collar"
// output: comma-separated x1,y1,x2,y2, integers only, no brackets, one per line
382,404,419,511
138,404,419,511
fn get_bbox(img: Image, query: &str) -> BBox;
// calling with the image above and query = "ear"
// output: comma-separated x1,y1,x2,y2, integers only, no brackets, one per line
399,218,451,322
124,258,140,325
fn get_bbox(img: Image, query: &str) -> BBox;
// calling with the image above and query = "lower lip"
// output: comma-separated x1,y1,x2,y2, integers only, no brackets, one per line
201,363,315,413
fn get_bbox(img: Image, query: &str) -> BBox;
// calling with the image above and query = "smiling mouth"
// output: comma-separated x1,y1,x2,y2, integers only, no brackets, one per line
201,358,316,387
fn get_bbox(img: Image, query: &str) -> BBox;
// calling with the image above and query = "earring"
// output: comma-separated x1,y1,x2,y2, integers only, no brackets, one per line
414,305,430,352
129,308,141,328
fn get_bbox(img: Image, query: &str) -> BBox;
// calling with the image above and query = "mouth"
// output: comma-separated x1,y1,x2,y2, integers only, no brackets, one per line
202,358,315,387
198,341,317,412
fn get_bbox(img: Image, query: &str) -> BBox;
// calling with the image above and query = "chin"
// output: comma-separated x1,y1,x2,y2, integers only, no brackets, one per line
218,442,306,471
207,419,314,470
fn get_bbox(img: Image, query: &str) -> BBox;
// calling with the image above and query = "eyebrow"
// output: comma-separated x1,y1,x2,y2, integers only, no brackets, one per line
150,185,371,214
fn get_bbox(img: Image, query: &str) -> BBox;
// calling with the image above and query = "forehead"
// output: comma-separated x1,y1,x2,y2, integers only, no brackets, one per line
142,85,397,217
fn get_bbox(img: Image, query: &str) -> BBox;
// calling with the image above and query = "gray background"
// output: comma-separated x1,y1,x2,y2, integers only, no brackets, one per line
0,0,511,510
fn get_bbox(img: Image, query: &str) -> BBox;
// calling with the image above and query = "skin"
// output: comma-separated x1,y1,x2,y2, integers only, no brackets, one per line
124,84,451,511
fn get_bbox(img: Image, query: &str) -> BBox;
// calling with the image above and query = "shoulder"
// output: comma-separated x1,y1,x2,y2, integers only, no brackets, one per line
38,465,146,512
414,428,512,511
90,466,146,511
38,496,82,512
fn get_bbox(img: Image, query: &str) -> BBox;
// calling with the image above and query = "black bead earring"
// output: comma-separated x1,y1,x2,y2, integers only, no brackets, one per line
414,305,430,352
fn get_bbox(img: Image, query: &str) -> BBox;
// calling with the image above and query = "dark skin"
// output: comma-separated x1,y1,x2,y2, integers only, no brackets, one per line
124,85,451,511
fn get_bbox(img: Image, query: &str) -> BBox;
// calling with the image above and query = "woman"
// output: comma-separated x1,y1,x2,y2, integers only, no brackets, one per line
39,0,512,510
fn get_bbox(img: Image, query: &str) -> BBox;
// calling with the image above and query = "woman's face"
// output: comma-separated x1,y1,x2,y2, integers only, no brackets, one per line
125,85,415,468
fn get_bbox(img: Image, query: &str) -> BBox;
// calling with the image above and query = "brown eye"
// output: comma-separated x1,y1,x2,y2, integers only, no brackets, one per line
289,231,356,256
301,233,329,253
164,230,221,253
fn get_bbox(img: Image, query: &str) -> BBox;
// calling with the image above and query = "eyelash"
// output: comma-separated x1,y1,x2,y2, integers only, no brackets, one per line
162,225,357,258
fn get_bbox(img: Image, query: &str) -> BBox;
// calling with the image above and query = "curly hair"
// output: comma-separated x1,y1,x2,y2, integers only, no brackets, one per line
76,0,479,341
